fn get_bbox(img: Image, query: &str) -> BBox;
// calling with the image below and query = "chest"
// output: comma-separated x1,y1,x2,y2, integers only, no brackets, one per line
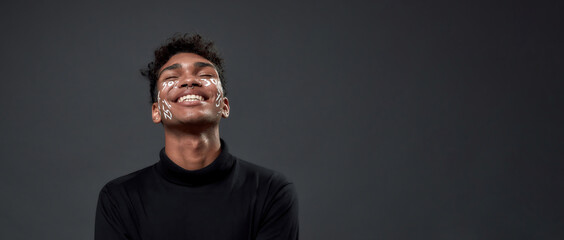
128,184,262,240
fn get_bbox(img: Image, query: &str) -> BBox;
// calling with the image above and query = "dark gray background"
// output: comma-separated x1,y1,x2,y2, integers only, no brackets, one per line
1,0,563,239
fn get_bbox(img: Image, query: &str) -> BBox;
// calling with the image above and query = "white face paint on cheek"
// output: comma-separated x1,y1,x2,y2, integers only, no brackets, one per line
200,78,211,87
215,92,221,107
158,82,175,120
162,99,171,108
209,78,224,108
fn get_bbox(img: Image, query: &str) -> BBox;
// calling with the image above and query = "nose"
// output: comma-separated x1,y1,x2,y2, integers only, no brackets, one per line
179,77,202,88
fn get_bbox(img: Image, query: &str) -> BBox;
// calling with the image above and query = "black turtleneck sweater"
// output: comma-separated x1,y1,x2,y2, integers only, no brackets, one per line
95,141,299,240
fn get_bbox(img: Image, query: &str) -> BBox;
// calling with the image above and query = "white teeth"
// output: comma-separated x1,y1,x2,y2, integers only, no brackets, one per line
178,94,204,102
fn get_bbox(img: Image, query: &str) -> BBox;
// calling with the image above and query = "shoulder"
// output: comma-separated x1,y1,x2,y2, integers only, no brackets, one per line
235,157,292,186
98,165,155,198
233,157,296,201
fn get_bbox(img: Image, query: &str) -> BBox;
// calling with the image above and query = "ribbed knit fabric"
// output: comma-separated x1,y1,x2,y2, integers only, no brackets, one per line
95,140,299,240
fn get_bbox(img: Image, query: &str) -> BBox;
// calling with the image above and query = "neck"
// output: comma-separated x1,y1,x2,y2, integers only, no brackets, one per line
163,125,222,171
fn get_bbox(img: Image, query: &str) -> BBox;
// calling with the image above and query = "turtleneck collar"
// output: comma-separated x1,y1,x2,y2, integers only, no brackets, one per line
155,139,235,186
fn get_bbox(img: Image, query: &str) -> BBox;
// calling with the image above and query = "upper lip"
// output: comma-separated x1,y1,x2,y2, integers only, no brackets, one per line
172,89,208,102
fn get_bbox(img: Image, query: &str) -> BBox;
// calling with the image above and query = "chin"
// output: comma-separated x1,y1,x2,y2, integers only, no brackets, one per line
177,116,220,126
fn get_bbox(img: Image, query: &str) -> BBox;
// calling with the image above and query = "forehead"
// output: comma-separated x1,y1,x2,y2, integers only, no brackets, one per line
159,52,214,72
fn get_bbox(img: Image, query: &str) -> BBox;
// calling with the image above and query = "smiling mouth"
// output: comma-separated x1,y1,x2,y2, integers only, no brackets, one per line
178,94,204,102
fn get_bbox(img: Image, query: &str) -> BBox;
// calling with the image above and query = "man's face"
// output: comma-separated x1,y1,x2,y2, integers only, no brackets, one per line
151,53,229,127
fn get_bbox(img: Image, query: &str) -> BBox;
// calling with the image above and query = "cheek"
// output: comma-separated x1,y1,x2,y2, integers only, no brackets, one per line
215,93,221,107
210,79,224,107
201,79,211,87
157,81,177,120
210,78,223,94
161,80,179,91
158,81,179,97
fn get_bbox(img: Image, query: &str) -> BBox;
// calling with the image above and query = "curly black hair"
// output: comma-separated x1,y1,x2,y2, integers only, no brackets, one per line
140,33,226,103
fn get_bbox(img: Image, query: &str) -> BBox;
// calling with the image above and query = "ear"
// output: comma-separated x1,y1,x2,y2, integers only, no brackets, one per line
221,97,230,118
152,102,161,123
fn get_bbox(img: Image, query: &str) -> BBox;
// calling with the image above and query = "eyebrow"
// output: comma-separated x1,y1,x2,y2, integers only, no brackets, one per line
158,63,181,78
194,62,215,69
158,62,217,78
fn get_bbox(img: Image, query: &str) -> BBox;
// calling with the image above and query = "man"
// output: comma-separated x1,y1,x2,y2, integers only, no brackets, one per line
95,34,299,240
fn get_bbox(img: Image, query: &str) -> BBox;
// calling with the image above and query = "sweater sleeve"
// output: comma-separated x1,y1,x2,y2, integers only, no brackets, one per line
94,185,131,240
256,183,299,240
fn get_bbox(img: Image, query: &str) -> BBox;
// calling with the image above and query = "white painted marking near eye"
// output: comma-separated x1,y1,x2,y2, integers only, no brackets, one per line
201,79,211,86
